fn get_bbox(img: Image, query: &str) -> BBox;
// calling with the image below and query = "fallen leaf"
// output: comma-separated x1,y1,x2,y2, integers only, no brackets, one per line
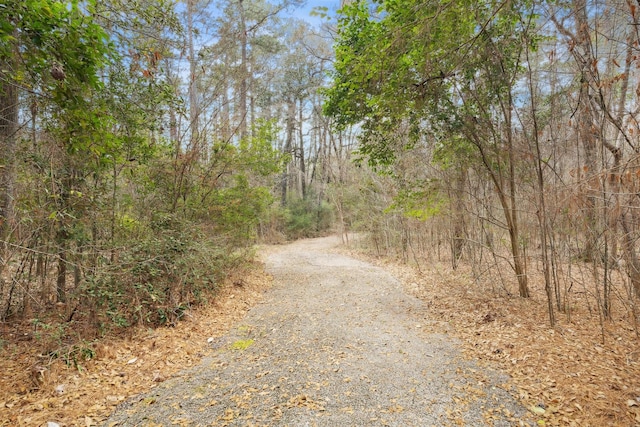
530,406,546,416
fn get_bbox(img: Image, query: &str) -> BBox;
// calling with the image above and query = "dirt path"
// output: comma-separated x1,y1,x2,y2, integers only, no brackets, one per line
104,236,530,426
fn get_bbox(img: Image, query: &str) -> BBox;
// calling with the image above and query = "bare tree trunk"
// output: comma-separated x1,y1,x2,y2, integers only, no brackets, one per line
574,0,599,264
505,91,529,298
506,198,529,298
298,98,306,198
471,127,529,297
170,107,179,157
0,55,17,308
250,91,255,138
186,0,201,158
0,57,18,256
281,100,295,206
56,231,68,304
222,70,231,142
451,167,466,269
238,0,248,140
526,44,555,325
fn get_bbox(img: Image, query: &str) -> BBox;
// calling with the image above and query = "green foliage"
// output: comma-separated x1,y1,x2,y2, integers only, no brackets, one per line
238,119,284,177
30,318,96,369
209,175,274,244
31,318,69,347
310,6,331,20
83,220,237,330
386,181,445,221
259,196,334,242
1,0,115,168
0,0,327,349
284,196,334,239
325,0,534,169
49,341,97,371
432,136,476,170
258,205,290,243
0,0,111,83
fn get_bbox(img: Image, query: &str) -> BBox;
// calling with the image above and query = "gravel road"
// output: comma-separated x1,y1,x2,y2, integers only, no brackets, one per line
104,236,531,426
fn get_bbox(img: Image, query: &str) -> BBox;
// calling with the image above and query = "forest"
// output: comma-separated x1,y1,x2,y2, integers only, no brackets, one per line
2,0,640,424
1,0,338,335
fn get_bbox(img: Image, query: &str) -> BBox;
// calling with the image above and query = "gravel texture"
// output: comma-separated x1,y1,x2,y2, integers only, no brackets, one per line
103,236,531,426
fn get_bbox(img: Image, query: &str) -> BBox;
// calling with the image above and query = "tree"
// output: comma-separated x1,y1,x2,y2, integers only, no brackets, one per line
0,0,111,300
0,0,332,332
325,0,534,297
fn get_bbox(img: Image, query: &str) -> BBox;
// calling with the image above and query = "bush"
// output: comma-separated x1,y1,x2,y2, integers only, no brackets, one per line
82,217,243,332
258,205,289,243
284,197,333,240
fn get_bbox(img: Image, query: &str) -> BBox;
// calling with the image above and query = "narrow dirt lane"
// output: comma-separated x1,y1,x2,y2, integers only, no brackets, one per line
104,236,530,426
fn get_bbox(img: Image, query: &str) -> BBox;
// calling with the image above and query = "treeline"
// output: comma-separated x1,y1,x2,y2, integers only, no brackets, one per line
0,0,347,349
326,0,640,329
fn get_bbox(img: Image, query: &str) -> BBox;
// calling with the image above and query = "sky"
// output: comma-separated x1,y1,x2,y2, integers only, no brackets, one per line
288,0,341,27
177,0,342,28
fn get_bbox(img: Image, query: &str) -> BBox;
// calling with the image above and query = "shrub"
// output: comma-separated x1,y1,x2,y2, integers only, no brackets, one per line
82,217,243,332
284,197,333,239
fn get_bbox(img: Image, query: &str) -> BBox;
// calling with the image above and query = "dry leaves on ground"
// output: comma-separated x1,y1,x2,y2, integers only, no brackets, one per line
5,239,639,426
341,247,640,427
0,261,273,427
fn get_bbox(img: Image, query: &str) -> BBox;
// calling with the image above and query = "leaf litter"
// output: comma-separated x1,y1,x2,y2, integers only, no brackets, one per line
0,261,272,427
3,236,619,426
336,245,640,427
